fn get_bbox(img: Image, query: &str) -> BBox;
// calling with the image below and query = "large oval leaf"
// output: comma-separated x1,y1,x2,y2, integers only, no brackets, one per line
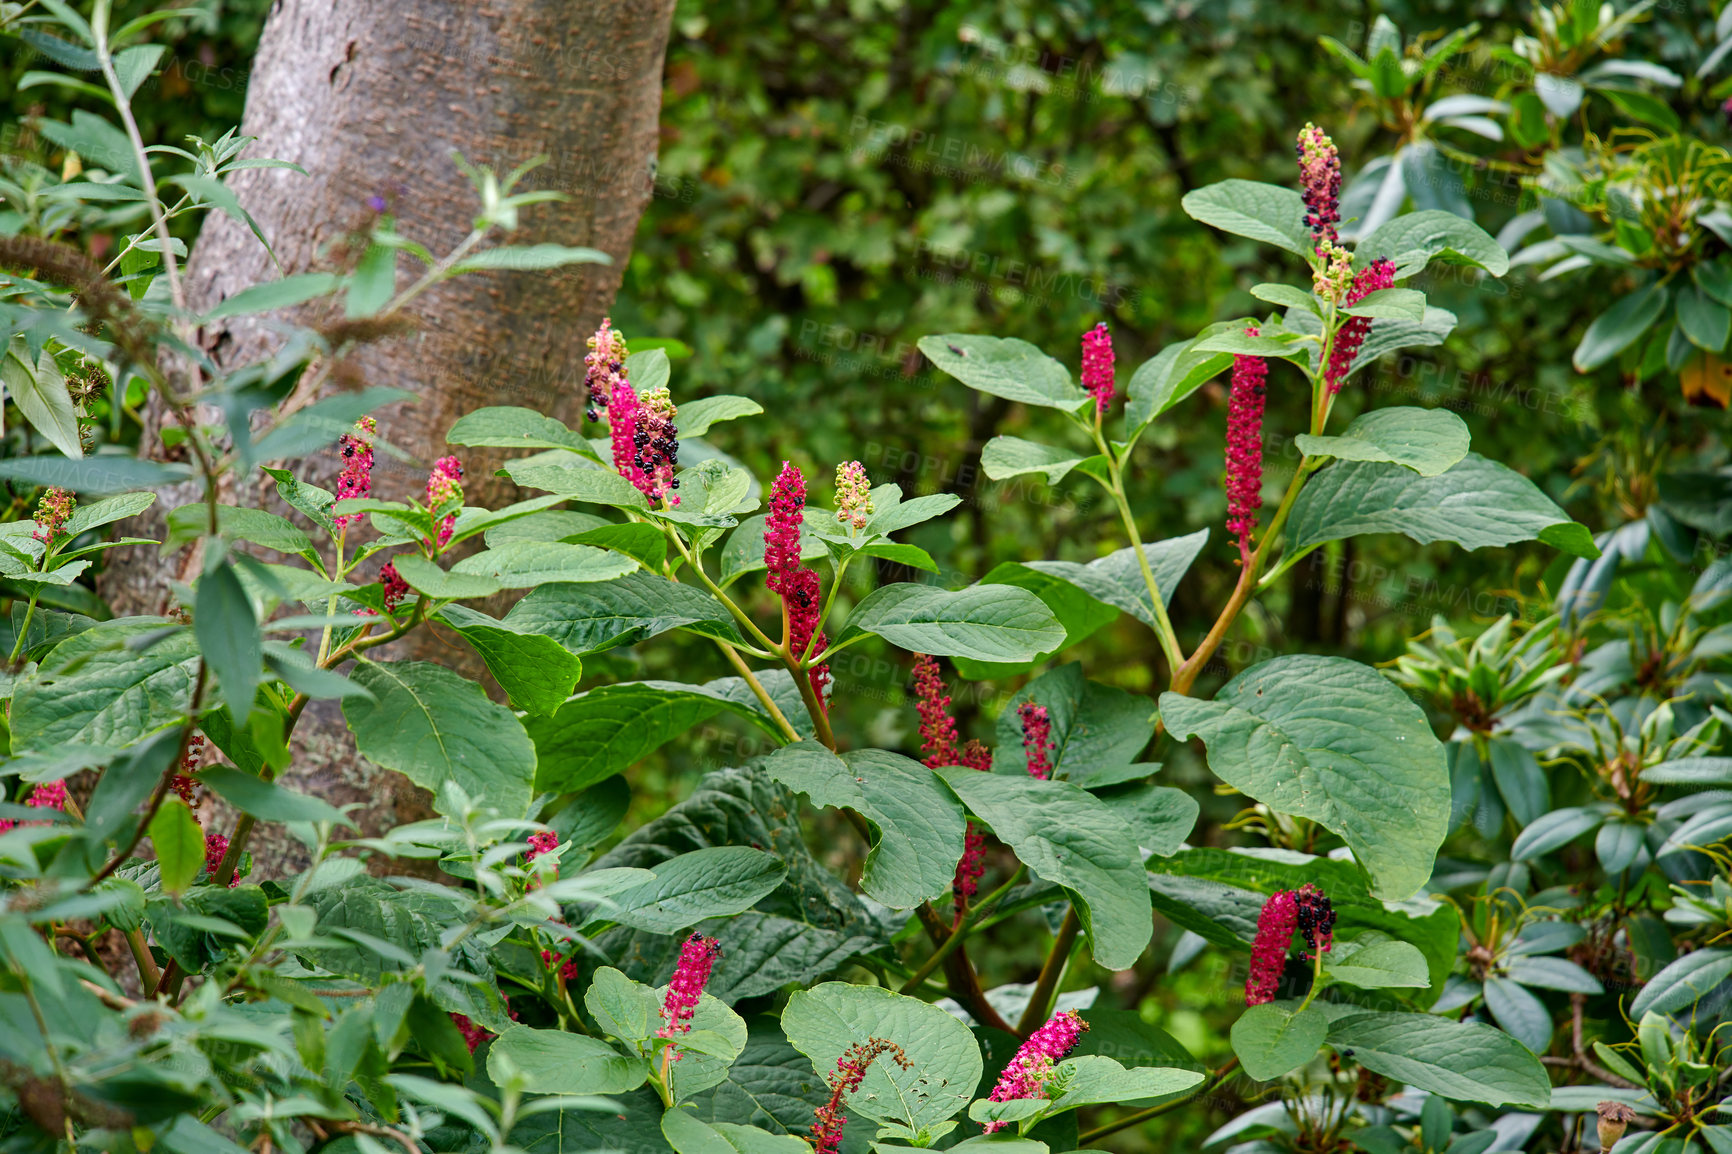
604,847,789,935
839,583,1064,663
916,334,1084,409
1325,1012,1552,1109
1160,656,1449,901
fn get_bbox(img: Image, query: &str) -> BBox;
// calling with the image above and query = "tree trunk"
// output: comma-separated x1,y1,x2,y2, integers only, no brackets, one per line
102,0,677,870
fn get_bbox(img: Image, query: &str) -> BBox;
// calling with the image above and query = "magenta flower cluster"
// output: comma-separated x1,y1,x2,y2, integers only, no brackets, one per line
0,779,70,834
1325,259,1397,394
913,655,992,914
584,317,629,422
1081,323,1115,414
1225,325,1269,556
333,416,377,532
204,831,238,888
982,1009,1089,1133
765,463,830,701
1245,884,1334,1005
1018,701,1053,780
592,322,679,506
425,456,464,547
656,933,722,1055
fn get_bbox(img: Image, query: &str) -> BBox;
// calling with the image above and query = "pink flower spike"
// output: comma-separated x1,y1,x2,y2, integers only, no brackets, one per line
585,318,629,422
1245,890,1298,1006
27,780,68,813
912,654,960,769
1296,123,1341,250
812,1039,911,1154
656,934,721,1056
982,1010,1088,1132
378,561,410,612
424,456,464,547
1018,702,1053,780
764,462,807,592
333,416,377,532
203,832,239,888
451,1012,488,1053
1081,323,1115,415
1325,259,1396,394
1225,325,1269,559
32,487,75,545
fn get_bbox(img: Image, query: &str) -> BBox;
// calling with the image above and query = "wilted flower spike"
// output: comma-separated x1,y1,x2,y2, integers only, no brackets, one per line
1081,323,1115,414
1325,259,1396,394
424,456,464,547
333,416,377,532
378,561,409,612
834,461,873,530
1018,702,1053,779
982,1010,1088,1132
1296,123,1341,249
1245,890,1298,1006
812,1039,911,1154
1225,325,1268,557
656,934,721,1056
584,318,629,422
32,487,75,545
912,654,960,768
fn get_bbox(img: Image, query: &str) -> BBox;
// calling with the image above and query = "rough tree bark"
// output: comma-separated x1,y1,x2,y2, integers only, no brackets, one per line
102,0,677,869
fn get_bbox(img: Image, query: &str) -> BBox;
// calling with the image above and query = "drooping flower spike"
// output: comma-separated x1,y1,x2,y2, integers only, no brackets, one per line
1018,701,1053,780
1245,889,1298,1007
425,456,464,548
812,1039,911,1154
656,933,721,1057
1296,123,1341,250
982,1010,1088,1133
912,653,960,769
1224,325,1268,559
1082,323,1115,415
32,487,74,545
333,416,377,532
1325,259,1396,394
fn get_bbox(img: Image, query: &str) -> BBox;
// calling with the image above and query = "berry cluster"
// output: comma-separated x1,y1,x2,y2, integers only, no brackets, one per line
1294,883,1336,956
424,456,464,547
333,416,377,532
1018,701,1053,780
1296,123,1341,249
1224,324,1269,557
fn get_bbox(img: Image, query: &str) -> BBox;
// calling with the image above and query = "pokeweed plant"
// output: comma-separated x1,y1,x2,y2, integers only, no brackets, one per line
0,8,1686,1154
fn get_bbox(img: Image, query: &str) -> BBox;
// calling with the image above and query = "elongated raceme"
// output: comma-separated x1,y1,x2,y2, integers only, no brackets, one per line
1225,325,1268,557
333,416,376,531
656,933,722,1056
1082,322,1115,414
982,1010,1088,1132
812,1039,910,1154
1325,259,1397,394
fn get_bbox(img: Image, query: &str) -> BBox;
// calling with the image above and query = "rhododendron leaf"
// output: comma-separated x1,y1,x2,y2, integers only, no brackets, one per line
782,983,983,1130
918,334,1086,409
679,395,765,438
1181,179,1312,255
445,406,597,457
502,458,651,509
434,605,583,716
1573,282,1669,371
806,746,967,908
992,663,1156,780
1284,454,1600,560
488,1025,649,1094
1357,210,1511,277
1323,1013,1552,1108
599,847,788,934
451,541,637,588
1323,941,1431,990
342,659,536,818
1629,949,1732,1018
932,768,1151,969
1342,288,1427,320
1231,1004,1328,1082
1292,407,1470,476
391,554,501,600
505,572,744,654
527,681,787,794
1045,1055,1203,1111
1160,656,1450,901
841,583,1064,663
980,436,1089,483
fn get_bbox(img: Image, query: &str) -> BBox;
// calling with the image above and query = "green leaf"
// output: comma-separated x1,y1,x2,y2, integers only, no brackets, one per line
781,983,982,1131
148,798,205,895
527,681,780,794
391,553,502,600
1250,283,1319,313
342,660,537,817
197,559,261,721
865,492,963,537
992,663,1156,781
4,344,82,459
679,396,765,438
1160,656,1450,901
1001,530,1209,634
1180,180,1312,255
1044,1055,1203,1111
764,744,967,908
585,966,659,1045
449,243,610,273
260,467,336,534
568,522,668,570
1292,407,1471,476
719,510,828,587
917,335,1086,409
1677,284,1731,352
1283,454,1600,560
503,459,650,509
451,541,638,589
165,504,319,567
661,1109,742,1154
252,387,414,462
1231,1004,1329,1082
1574,283,1669,371
604,847,789,934
63,491,155,536
1342,288,1428,321
0,454,191,493
434,605,583,716
980,436,1089,484
197,766,355,828
1191,328,1310,359
668,994,750,1101
1324,1012,1552,1108
487,1025,649,1094
1357,211,1511,277
1124,329,1236,434
201,272,342,321
1324,941,1432,990
933,767,1151,968
839,583,1064,662
1629,949,1732,1018
1094,784,1198,857
505,572,743,655
446,406,596,455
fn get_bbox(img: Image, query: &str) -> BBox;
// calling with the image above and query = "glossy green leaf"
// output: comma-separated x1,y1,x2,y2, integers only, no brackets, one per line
1573,283,1669,371
1231,1003,1328,1082
1325,1012,1552,1108
1181,179,1311,255
487,1025,649,1094
839,583,1064,662
434,604,584,716
505,572,744,655
917,334,1085,409
451,541,638,588
1293,407,1470,476
446,406,596,455
979,436,1089,483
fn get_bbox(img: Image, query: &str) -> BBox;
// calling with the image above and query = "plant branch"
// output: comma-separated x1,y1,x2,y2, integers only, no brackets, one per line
1078,1058,1239,1144
1016,905,1080,1036
899,866,1025,994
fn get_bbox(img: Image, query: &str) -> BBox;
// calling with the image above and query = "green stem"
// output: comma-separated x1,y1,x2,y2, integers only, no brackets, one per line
1077,1059,1238,1144
666,528,780,654
7,590,41,664
1016,906,1080,1036
716,642,801,744
1296,946,1326,1014
1091,425,1185,671
898,866,1024,994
